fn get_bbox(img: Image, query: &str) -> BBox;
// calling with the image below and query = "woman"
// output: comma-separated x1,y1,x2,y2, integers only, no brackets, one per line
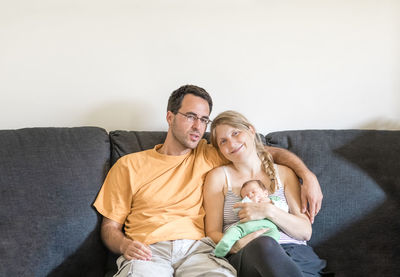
203,110,327,276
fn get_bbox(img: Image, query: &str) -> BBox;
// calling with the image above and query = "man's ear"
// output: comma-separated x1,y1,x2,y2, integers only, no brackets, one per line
166,111,174,126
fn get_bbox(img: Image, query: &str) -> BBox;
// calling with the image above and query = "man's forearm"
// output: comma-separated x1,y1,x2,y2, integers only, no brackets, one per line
101,219,127,254
266,146,312,179
267,145,323,222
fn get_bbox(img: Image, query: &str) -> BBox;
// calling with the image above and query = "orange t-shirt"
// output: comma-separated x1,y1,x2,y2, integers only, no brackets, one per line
93,139,225,245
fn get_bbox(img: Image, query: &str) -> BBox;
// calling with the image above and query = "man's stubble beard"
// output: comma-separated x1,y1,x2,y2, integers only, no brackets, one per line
171,120,202,150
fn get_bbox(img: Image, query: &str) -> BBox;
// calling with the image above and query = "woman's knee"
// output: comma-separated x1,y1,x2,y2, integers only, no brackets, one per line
249,236,280,249
246,236,281,256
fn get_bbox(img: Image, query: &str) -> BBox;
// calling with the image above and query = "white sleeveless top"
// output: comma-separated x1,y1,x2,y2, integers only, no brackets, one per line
222,165,306,245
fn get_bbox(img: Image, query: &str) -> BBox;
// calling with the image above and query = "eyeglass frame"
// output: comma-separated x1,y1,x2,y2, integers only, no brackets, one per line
176,112,212,125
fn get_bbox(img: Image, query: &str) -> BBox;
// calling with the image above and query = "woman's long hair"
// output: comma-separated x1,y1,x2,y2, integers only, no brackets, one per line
210,110,278,193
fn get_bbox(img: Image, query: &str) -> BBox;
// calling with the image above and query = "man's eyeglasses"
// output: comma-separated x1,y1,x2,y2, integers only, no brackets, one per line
177,112,212,126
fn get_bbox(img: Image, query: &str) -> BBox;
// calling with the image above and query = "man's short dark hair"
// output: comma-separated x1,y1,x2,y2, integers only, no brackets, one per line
167,85,213,114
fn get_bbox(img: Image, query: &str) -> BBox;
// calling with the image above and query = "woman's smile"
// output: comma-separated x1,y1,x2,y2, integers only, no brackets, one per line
230,143,244,154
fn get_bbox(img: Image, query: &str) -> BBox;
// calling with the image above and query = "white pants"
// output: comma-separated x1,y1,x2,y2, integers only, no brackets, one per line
113,237,236,277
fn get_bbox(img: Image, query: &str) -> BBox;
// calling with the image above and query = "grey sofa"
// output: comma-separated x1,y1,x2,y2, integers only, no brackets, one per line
1,127,399,276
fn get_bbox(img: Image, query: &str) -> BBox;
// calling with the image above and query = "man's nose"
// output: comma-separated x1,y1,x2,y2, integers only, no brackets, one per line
191,118,202,129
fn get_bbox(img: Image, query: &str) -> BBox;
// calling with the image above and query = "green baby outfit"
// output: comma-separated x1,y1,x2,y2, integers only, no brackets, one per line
214,196,282,258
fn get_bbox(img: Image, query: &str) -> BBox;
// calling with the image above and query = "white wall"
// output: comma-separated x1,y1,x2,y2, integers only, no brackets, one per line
1,0,399,133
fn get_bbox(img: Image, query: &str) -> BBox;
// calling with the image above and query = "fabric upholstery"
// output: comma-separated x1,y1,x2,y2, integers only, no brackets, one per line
1,127,399,277
110,130,167,165
0,127,110,277
265,129,400,276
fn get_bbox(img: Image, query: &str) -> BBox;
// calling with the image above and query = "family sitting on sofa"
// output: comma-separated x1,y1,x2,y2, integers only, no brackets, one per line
94,84,328,276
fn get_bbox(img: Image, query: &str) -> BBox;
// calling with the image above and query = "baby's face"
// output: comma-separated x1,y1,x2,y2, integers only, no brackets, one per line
240,182,269,203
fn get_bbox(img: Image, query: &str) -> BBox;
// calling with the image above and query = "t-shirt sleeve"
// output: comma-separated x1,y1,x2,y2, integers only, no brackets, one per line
93,157,133,224
203,142,229,168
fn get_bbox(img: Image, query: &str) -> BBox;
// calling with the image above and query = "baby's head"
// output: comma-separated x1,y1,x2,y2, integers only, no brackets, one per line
240,180,270,203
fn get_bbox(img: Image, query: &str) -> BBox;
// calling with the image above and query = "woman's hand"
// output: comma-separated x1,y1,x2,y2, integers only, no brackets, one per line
233,202,273,223
230,228,270,254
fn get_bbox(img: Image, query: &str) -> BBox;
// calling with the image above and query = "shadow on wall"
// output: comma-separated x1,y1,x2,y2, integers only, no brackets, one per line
82,100,166,132
359,117,400,130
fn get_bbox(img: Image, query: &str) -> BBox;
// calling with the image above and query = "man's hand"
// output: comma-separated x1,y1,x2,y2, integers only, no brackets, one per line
300,172,323,224
100,217,152,261
230,228,269,254
266,145,323,223
120,237,152,261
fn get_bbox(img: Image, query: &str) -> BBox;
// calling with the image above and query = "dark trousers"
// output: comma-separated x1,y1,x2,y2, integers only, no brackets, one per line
227,236,328,277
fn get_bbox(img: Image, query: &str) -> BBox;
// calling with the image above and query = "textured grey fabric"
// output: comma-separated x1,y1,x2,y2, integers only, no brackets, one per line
0,127,110,277
265,129,400,276
109,130,167,165
3,127,398,277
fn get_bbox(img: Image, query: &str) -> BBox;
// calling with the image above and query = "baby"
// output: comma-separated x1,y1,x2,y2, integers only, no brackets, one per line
214,179,284,257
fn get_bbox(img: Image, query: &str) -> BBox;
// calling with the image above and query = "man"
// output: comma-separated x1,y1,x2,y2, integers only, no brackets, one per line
93,85,322,276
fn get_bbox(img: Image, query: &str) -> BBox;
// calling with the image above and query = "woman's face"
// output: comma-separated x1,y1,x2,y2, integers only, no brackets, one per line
215,124,255,162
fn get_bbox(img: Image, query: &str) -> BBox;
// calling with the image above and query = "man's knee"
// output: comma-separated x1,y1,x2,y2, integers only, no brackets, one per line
176,249,236,277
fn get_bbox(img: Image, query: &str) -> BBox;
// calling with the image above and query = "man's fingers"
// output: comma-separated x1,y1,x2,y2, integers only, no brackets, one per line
126,248,152,261
124,241,152,261
137,244,152,256
300,192,308,214
136,243,152,259
129,251,150,261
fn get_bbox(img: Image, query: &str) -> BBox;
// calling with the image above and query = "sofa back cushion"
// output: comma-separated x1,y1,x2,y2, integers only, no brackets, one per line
0,127,110,277
110,130,167,164
265,129,400,276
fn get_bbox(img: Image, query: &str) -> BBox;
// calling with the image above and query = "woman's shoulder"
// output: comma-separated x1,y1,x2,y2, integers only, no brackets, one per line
207,165,229,180
204,165,229,193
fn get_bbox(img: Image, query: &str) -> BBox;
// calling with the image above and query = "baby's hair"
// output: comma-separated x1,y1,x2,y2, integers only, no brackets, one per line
241,179,267,197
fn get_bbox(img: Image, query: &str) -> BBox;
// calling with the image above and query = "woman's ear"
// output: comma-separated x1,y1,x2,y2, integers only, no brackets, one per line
249,125,256,135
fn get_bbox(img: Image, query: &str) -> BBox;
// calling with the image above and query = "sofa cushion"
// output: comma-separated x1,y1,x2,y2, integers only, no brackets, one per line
0,127,110,277
109,130,264,165
265,129,400,276
109,130,168,165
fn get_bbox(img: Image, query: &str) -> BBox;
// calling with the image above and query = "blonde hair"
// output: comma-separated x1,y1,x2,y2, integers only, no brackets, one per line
210,110,277,193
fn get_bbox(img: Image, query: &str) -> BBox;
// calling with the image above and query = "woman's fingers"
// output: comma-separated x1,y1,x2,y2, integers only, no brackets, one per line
230,228,270,253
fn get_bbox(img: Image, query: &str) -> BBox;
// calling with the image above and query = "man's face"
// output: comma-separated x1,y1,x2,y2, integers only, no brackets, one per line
168,94,210,150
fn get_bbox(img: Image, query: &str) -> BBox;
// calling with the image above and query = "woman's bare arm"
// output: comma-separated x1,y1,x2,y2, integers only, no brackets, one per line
203,167,226,244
